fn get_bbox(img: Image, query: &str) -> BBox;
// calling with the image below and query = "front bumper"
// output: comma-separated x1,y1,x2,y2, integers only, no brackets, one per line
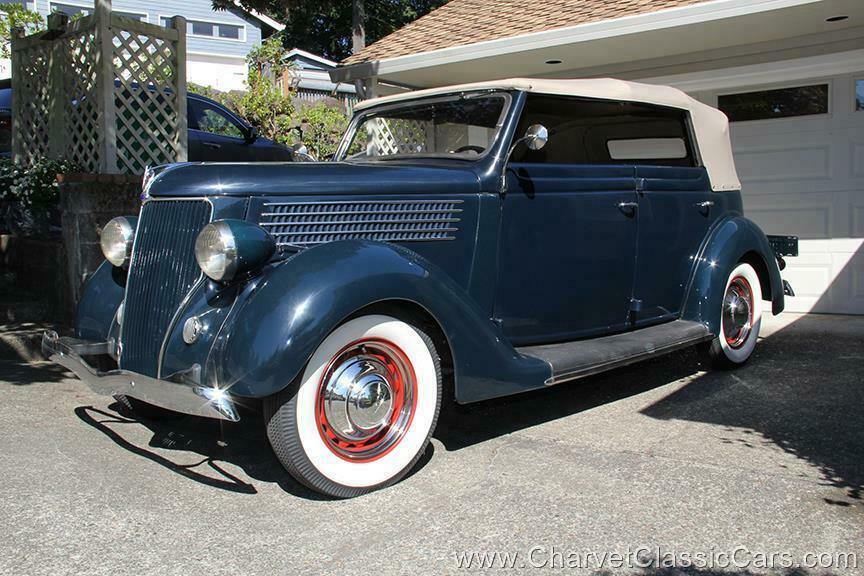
41,331,239,421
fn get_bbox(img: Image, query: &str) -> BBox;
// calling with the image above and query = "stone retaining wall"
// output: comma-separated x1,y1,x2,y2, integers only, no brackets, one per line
58,174,142,320
0,174,141,324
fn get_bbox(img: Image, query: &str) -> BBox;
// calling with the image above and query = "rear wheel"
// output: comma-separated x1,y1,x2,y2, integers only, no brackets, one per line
705,262,762,368
265,315,442,498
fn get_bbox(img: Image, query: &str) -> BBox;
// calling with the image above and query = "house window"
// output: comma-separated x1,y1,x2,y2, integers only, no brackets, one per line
511,94,696,167
160,16,243,40
50,3,145,21
717,84,829,122
856,80,864,112
50,2,92,18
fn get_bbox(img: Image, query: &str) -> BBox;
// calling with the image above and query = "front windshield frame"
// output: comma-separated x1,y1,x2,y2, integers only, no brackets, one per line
334,90,512,162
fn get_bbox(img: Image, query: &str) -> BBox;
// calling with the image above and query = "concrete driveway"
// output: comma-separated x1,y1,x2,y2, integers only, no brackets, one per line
0,313,862,575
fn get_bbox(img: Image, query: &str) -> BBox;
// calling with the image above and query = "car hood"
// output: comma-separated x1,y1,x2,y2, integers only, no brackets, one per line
146,161,481,198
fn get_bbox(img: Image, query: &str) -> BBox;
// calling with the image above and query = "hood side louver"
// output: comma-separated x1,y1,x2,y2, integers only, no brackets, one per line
259,199,463,246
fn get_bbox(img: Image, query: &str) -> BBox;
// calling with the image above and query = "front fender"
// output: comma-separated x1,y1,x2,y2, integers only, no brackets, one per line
76,261,126,341
682,215,784,333
212,240,549,402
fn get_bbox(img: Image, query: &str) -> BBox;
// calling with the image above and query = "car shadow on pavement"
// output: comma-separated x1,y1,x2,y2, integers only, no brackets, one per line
74,403,330,499
73,402,434,500
640,314,864,504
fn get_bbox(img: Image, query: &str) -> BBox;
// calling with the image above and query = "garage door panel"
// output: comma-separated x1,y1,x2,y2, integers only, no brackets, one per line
781,252,832,313
853,142,864,179
783,254,831,296
735,143,832,183
745,205,829,239
852,204,864,238
721,72,864,314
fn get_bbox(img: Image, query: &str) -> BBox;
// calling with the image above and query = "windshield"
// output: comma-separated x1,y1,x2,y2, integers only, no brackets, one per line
338,93,509,162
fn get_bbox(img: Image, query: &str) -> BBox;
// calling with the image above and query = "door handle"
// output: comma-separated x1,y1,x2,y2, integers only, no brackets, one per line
694,200,714,208
616,201,638,215
202,142,222,149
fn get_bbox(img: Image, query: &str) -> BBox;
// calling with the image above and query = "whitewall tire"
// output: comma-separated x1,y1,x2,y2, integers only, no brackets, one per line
265,315,442,497
706,262,762,368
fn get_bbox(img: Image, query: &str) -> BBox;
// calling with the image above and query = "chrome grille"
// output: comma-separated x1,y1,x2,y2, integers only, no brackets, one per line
120,200,211,377
259,199,463,246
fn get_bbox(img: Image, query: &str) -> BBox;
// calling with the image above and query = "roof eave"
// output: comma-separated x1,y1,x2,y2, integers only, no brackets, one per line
330,0,820,84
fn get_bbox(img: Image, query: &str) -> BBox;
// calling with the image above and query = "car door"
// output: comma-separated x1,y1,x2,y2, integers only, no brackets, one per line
494,95,640,345
187,96,252,161
605,107,721,325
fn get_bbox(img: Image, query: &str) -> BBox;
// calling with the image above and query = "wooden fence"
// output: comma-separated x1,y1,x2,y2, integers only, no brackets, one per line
11,0,187,174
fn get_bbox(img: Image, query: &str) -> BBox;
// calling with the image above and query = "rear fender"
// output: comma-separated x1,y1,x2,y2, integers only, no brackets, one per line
682,216,784,333
212,240,550,402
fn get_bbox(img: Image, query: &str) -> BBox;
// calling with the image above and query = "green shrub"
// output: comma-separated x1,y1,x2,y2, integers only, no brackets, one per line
291,99,350,159
0,157,80,211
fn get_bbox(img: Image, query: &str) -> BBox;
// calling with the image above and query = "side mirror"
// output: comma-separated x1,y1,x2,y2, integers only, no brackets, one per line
244,126,259,144
499,123,550,194
523,124,549,151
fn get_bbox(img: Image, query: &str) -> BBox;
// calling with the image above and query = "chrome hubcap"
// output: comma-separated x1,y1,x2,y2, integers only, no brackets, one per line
323,358,394,435
723,276,753,349
316,340,415,461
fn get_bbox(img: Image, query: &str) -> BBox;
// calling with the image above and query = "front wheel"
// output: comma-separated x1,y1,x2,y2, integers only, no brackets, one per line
705,262,763,368
265,315,442,498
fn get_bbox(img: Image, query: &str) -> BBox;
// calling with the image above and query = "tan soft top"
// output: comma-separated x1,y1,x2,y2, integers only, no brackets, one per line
356,78,740,192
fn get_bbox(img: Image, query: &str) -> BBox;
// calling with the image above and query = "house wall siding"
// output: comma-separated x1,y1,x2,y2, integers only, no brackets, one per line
9,0,261,59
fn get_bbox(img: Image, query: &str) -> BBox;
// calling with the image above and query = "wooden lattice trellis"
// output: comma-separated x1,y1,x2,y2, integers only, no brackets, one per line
11,0,187,174
366,118,430,156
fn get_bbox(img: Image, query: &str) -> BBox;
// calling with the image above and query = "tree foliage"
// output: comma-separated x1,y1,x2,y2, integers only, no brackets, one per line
0,4,45,58
215,0,447,61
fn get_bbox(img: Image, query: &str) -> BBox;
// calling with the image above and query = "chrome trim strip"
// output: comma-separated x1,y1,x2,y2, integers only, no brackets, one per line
275,237,457,246
262,199,465,207
261,218,461,226
157,274,208,379
260,209,463,217
269,227,458,235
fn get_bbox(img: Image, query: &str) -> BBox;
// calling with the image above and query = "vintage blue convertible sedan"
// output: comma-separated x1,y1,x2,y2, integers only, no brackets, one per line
43,79,792,497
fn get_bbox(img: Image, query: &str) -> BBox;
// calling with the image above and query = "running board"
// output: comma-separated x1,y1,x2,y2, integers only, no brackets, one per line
516,320,712,386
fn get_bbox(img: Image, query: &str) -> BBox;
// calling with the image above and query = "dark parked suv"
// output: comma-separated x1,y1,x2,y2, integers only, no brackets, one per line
0,79,293,162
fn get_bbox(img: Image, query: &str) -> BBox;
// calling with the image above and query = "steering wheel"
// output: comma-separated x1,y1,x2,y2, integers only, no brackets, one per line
450,145,486,154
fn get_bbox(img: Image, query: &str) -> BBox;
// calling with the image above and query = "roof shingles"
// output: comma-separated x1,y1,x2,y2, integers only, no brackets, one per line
344,0,708,64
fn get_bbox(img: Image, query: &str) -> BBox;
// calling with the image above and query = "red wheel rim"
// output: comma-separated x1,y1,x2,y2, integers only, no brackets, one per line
723,275,754,349
315,338,417,462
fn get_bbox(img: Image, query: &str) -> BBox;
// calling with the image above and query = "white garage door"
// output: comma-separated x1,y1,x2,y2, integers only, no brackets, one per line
708,73,864,314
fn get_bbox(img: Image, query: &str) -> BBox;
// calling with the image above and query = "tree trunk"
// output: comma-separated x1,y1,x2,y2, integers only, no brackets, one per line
352,0,365,53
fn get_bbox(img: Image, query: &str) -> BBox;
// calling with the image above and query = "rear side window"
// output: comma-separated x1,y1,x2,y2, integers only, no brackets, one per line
511,94,696,167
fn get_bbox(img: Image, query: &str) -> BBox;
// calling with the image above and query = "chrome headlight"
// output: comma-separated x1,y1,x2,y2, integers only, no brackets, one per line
194,219,275,282
100,216,137,268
